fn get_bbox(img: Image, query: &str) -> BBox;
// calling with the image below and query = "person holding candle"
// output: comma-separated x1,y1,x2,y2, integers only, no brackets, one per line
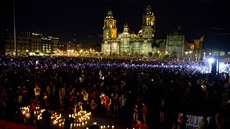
34,84,41,100
105,95,112,116
17,85,23,106
59,86,66,112
21,85,28,106
90,99,97,113
133,104,139,125
142,102,148,125
81,88,89,111
112,93,119,117
29,98,36,125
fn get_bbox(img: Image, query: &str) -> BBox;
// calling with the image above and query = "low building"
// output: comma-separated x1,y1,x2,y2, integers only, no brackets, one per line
0,31,60,55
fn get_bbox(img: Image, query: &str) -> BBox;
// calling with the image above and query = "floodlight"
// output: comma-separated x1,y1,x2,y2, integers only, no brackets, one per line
208,58,215,64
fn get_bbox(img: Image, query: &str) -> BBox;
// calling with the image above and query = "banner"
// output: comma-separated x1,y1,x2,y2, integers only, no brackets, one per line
186,115,203,129
178,113,211,129
0,120,36,129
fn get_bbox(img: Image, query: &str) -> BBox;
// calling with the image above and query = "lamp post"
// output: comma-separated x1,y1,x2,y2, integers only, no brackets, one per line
203,52,206,60
217,51,220,74
185,52,188,60
189,51,192,61
13,0,17,56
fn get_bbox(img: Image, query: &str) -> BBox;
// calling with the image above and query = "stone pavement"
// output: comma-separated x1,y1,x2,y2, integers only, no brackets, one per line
82,113,133,129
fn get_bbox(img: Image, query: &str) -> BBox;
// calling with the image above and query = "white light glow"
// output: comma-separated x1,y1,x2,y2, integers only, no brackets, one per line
208,58,215,64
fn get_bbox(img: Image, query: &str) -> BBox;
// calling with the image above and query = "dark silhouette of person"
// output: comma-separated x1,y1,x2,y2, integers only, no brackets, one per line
42,107,51,129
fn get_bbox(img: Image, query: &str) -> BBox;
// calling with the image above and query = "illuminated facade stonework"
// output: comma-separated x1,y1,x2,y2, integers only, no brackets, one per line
166,32,185,58
101,5,155,56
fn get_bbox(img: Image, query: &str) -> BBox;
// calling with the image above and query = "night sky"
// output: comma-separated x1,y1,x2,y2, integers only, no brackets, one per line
1,0,230,51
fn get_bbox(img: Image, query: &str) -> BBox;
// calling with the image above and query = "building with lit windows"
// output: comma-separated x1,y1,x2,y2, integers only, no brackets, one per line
0,31,60,55
101,5,156,56
42,36,59,54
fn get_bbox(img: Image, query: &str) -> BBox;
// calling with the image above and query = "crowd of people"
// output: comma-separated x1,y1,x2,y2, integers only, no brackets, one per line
0,56,230,129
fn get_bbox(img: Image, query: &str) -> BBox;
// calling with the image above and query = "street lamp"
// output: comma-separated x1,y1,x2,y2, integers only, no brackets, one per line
189,51,192,61
203,52,206,60
185,52,188,60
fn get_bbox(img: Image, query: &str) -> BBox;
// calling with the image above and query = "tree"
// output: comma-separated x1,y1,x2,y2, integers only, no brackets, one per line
112,52,117,57
134,52,139,57
148,52,153,58
153,52,160,58
163,54,169,59
123,51,128,57
171,51,178,59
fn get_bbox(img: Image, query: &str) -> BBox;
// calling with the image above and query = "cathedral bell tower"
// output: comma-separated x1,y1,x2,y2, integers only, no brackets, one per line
141,5,155,38
103,10,117,41
123,23,129,33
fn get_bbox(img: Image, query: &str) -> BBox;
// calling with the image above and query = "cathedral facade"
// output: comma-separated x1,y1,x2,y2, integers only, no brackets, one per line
101,5,155,56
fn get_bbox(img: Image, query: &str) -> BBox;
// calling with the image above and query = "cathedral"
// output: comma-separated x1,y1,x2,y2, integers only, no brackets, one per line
101,5,156,56
101,5,201,59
